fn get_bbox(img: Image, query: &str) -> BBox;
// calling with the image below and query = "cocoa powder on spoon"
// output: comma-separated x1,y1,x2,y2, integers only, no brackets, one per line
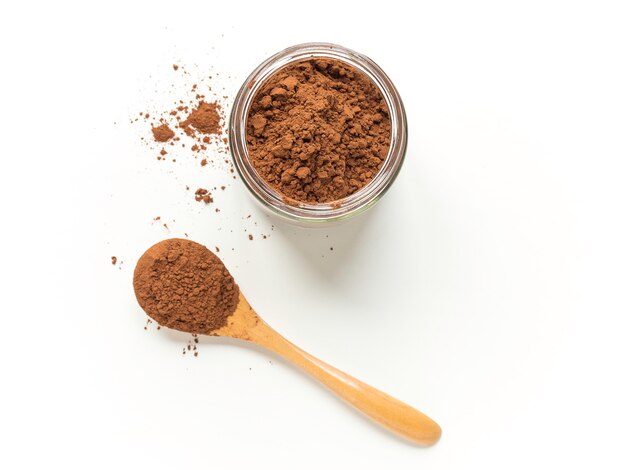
133,238,238,334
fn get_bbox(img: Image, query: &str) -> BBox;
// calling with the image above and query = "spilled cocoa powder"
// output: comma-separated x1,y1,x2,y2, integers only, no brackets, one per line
136,71,231,169
194,188,213,204
137,85,233,215
180,101,222,137
152,124,175,142
125,63,271,256
147,99,225,153
133,238,239,334
246,58,391,204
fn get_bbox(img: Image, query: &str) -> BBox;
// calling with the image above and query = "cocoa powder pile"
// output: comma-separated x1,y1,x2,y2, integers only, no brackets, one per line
246,59,391,204
151,123,175,142
133,238,239,334
180,101,222,137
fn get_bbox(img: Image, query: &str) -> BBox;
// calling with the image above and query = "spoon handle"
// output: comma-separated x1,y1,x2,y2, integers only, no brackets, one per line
246,318,441,446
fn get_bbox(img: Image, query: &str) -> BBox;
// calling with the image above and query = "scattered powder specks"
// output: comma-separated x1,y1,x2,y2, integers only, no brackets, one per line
194,188,213,204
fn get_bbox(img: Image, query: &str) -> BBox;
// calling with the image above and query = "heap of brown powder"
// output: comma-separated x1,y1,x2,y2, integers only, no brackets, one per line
139,75,228,164
151,123,175,142
180,101,222,137
246,59,391,204
133,238,239,334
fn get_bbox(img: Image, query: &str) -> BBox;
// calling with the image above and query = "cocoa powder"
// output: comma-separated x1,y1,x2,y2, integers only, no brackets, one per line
194,187,213,204
246,59,391,204
180,101,222,137
133,238,239,334
152,123,175,142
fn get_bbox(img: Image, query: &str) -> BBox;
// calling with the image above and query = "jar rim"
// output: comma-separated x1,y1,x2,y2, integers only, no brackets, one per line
229,42,407,223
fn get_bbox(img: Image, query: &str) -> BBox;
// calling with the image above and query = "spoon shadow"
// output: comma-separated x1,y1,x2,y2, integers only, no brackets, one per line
159,325,439,448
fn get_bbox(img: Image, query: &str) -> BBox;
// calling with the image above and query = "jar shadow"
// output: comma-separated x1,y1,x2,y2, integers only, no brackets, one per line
268,205,378,281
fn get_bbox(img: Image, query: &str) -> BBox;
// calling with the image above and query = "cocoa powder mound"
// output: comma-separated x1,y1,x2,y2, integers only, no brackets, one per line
133,238,239,334
180,101,222,136
152,123,175,142
246,59,391,204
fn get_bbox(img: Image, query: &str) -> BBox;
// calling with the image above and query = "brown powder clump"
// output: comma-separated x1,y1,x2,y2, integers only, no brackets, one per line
246,59,391,204
180,101,222,136
133,238,239,334
152,123,175,142
194,188,213,203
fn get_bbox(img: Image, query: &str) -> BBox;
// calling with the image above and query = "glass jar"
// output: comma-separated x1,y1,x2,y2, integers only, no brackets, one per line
229,42,407,225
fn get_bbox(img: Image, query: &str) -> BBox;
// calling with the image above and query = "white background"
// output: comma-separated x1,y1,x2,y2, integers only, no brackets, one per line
2,1,625,468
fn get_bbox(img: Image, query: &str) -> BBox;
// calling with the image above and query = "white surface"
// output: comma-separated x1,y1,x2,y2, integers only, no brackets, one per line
2,1,625,468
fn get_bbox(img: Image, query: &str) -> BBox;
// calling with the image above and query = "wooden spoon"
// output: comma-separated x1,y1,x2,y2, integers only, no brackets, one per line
134,238,441,446
211,292,442,446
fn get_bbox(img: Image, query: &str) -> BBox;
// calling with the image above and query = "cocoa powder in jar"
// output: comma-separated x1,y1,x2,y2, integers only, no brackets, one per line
246,58,391,204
